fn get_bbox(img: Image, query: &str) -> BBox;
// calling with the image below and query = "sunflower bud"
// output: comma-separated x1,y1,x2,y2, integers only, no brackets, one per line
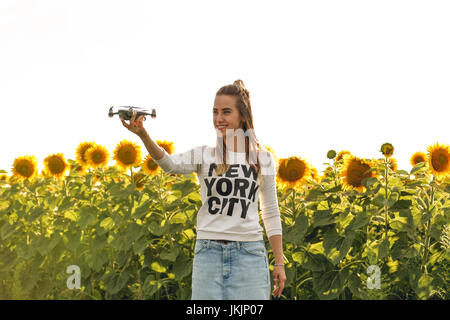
327,150,337,159
380,143,394,158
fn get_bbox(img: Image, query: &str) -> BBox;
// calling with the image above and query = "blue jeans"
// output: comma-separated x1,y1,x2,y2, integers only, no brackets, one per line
191,239,271,300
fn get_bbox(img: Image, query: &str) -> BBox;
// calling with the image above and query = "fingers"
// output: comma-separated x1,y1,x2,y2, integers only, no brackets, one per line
272,274,286,298
121,110,145,133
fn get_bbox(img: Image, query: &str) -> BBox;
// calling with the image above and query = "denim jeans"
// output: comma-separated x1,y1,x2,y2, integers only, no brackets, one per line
191,239,271,300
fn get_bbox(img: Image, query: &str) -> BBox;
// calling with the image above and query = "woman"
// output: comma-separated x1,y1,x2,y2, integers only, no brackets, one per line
120,79,286,300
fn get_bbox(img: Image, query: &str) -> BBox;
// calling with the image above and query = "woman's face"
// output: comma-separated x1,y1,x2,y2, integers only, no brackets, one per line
213,95,243,136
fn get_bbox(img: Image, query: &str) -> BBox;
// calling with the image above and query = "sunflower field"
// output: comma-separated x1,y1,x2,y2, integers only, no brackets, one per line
0,140,449,300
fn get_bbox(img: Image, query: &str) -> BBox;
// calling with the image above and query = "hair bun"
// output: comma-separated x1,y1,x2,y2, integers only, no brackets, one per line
233,79,249,96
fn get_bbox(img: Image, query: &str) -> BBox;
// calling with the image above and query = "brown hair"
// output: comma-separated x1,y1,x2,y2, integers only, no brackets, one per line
214,79,262,178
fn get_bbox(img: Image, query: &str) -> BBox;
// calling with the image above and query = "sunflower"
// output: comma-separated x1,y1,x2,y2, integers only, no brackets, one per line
85,144,110,169
0,174,9,182
410,151,427,167
92,171,106,185
133,172,147,191
310,166,320,182
142,154,160,175
339,155,377,193
320,166,334,181
327,150,337,160
380,143,394,158
68,159,86,175
75,142,96,168
113,140,142,171
40,168,52,179
43,153,69,179
277,156,311,190
427,142,450,178
12,155,38,181
335,150,352,163
263,145,279,165
388,157,398,172
156,140,175,155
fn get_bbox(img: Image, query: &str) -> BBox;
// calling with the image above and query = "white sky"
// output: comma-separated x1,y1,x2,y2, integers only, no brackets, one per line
1,0,449,177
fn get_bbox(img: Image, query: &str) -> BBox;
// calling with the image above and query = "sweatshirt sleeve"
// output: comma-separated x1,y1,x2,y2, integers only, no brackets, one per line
259,151,283,239
152,145,202,175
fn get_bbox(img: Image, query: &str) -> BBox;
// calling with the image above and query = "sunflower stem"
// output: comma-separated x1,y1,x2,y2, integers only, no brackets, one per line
384,157,389,241
422,176,435,273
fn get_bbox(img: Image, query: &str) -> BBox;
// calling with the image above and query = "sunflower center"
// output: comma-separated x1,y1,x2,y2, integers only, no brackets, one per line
48,157,65,174
93,152,103,163
147,160,158,170
346,160,371,188
20,165,28,175
118,147,136,165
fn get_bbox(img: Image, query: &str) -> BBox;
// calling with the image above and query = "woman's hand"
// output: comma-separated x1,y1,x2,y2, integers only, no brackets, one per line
272,265,287,298
120,110,147,138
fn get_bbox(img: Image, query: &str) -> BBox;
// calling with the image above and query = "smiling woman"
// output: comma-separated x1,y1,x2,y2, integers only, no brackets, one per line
119,79,286,300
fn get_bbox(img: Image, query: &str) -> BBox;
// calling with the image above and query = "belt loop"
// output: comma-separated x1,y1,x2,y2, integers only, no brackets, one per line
237,241,240,251
207,239,210,249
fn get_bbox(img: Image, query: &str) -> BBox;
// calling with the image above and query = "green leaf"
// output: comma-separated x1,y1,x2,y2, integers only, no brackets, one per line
410,162,427,175
79,206,97,228
348,211,370,231
132,200,153,219
64,210,78,222
284,213,308,244
133,237,149,255
29,207,45,223
173,252,192,280
15,240,34,259
372,194,385,207
88,250,108,272
171,180,197,197
412,273,435,300
170,211,187,224
143,274,162,296
148,221,164,236
151,261,167,273
348,274,369,299
109,183,132,200
160,246,180,262
324,185,341,193
302,252,329,271
377,239,390,260
313,210,335,227
387,192,399,208
305,189,327,201
291,251,304,263
390,199,412,211
110,271,130,295
92,234,108,251
323,228,355,265
362,177,379,188
126,222,145,241
390,216,409,232
1,222,19,240
312,270,345,300
66,230,82,251
0,251,17,272
100,217,115,231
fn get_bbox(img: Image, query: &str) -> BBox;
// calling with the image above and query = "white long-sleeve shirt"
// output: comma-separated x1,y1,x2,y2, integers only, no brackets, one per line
152,145,282,241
